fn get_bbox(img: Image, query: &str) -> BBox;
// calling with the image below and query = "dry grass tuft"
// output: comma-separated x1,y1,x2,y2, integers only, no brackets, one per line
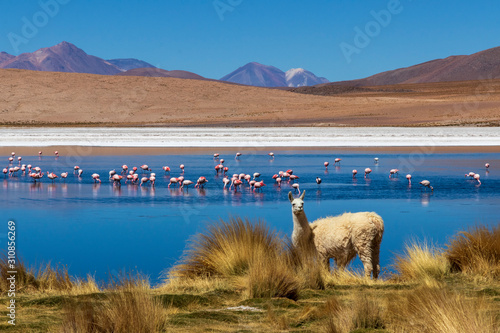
446,224,500,279
386,286,498,333
168,217,327,300
393,241,450,284
61,287,167,333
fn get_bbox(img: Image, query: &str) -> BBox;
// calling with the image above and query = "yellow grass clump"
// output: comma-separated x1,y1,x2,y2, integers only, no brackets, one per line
393,240,450,284
446,224,500,279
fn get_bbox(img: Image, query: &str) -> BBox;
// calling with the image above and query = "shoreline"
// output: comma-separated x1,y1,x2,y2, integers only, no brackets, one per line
2,145,500,156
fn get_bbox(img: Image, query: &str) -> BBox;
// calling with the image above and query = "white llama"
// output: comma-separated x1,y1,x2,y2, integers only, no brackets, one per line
289,191,384,279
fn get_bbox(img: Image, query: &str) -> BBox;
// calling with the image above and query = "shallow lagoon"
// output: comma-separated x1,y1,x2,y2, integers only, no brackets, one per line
1,150,499,284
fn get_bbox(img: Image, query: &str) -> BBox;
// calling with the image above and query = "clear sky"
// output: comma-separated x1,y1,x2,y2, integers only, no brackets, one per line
1,0,499,81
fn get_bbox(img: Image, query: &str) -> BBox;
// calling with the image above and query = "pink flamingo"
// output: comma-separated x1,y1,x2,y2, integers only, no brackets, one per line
140,177,149,186
163,166,170,173
195,177,208,188
316,177,321,184
180,180,194,190
213,153,220,159
30,172,43,182
109,170,116,178
168,177,179,188
122,165,128,174
140,165,151,173
17,156,22,163
406,174,412,185
3,168,8,177
39,151,42,156
364,168,372,178
474,173,481,185
254,181,265,192
223,167,229,174
290,175,299,182
485,163,490,169
352,169,357,178
149,175,156,187
334,158,341,165
419,180,433,191
180,164,185,172
220,159,225,164
11,152,15,157
54,151,59,157
232,179,243,191
92,173,101,183
324,162,329,170
112,174,123,185
287,169,293,175
292,183,300,194
235,152,241,159
46,172,58,182
222,177,231,189
276,177,282,187
389,169,399,178
132,174,139,184
78,169,83,177
61,172,68,181
8,157,13,163
74,166,80,173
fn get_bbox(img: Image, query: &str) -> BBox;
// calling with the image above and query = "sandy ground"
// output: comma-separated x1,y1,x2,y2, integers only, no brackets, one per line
2,145,499,156
1,69,500,127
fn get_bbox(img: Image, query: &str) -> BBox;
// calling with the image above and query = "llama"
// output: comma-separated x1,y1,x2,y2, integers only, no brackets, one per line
289,191,384,279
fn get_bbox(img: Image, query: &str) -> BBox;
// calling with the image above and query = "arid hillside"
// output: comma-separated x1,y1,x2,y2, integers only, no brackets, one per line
1,69,500,126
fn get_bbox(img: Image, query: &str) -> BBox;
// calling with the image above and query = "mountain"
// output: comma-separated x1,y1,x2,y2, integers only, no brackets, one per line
0,52,14,65
107,58,156,71
332,46,500,86
0,41,121,75
221,62,287,87
285,68,329,87
221,62,329,87
117,67,206,80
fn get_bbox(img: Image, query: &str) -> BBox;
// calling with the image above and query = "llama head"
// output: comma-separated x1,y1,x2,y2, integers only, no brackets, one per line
288,190,306,215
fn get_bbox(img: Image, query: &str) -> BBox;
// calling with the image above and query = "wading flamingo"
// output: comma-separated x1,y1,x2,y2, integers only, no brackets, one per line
352,169,357,178
419,180,433,191
324,162,329,170
474,173,481,185
292,183,300,194
334,158,341,165
316,177,322,184
406,174,412,185
92,173,101,183
364,168,372,178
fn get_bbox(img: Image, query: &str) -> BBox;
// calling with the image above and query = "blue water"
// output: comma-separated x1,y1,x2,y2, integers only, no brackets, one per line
1,151,499,284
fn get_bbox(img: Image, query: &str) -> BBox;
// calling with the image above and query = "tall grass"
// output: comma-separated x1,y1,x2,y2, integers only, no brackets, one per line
446,224,500,279
386,286,498,333
393,240,450,284
167,217,327,299
61,287,167,333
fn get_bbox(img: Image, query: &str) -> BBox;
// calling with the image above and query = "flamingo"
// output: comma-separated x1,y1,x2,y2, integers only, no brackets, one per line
220,159,225,164
364,168,372,178
46,172,58,182
140,165,151,173
215,164,222,173
178,176,185,183
30,172,43,182
334,158,341,165
485,163,490,169
235,152,242,159
406,174,412,185
374,157,379,164
232,179,243,191
254,181,265,192
180,164,185,172
92,173,101,183
11,152,15,157
39,151,42,156
195,177,208,188
253,172,261,180
78,169,83,177
125,174,134,183
268,152,274,158
163,166,170,173
168,177,179,188
275,177,282,187
140,177,149,186
34,166,41,173
290,175,299,182
122,165,128,174
352,169,357,178
132,174,139,184
474,173,481,185
17,156,22,163
54,151,59,157
21,165,26,175
149,175,156,187
286,169,293,175
316,177,322,184
112,174,123,185
465,172,475,178
222,177,231,189
180,180,194,190
74,166,80,173
213,153,220,159
419,180,433,191
324,162,329,169
132,166,138,173
61,172,68,181
109,170,116,178
223,167,229,174
292,183,300,194
8,157,13,163
389,169,399,178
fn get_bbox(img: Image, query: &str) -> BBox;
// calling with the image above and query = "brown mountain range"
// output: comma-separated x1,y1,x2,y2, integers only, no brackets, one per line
331,46,500,86
117,67,206,80
1,68,499,127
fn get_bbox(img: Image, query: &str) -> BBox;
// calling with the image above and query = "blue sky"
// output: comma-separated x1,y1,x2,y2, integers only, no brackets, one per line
1,0,499,81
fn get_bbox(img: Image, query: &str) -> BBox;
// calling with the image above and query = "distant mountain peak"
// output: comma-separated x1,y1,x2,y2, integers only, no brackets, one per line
221,63,328,87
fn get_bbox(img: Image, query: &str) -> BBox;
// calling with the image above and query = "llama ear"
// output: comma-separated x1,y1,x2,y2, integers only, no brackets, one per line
288,191,293,202
299,190,305,200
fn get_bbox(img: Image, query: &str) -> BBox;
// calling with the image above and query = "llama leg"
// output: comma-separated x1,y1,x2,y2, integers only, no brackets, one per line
358,250,374,278
371,241,381,279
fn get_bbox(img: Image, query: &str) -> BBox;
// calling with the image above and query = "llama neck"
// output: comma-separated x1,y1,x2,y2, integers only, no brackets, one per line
292,211,312,246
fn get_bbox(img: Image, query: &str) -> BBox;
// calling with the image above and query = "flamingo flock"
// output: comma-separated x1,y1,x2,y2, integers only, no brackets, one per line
1,151,492,195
